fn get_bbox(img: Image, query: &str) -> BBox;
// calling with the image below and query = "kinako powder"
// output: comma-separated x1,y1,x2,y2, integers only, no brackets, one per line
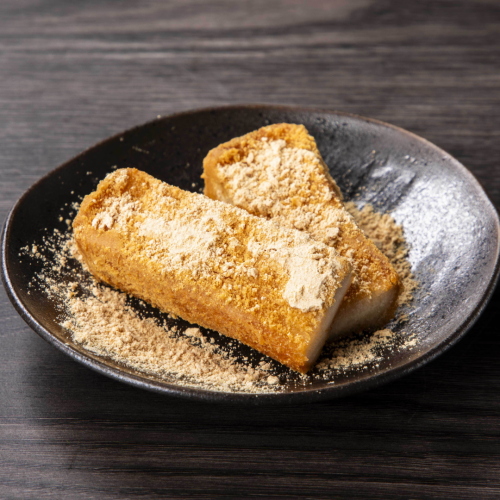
22,200,418,393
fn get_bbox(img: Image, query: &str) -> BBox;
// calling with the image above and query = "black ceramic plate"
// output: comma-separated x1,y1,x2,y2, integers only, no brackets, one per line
2,105,500,404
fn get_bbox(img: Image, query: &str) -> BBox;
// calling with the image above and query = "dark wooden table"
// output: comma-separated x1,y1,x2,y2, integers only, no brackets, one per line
1,1,500,498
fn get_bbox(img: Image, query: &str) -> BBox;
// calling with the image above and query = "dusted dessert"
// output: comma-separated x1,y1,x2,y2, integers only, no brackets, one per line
202,123,401,338
73,168,353,372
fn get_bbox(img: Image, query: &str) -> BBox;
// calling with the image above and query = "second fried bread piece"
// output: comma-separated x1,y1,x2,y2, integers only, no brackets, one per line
73,168,353,373
202,123,401,338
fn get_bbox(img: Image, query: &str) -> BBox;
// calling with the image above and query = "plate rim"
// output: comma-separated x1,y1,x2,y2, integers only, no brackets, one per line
2,104,500,405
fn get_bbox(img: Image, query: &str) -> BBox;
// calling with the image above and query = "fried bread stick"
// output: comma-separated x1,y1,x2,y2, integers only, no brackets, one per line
202,124,401,338
73,168,353,373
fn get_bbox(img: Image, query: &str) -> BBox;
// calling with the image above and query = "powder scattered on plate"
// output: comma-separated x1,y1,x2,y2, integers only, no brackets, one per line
21,199,419,393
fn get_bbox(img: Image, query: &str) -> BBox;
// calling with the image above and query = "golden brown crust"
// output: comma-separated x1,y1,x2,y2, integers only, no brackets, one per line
202,123,402,335
73,168,352,372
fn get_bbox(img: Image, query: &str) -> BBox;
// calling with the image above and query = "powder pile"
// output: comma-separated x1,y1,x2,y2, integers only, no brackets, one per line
62,285,266,391
316,327,418,377
246,237,340,313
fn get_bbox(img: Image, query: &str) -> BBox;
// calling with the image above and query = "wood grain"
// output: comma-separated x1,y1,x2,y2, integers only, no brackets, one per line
1,0,500,498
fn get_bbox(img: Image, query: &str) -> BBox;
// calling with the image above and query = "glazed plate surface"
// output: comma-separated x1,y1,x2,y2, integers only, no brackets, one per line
2,105,499,403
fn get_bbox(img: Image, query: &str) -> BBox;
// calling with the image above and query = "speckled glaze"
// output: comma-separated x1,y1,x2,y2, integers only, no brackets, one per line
2,105,499,404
